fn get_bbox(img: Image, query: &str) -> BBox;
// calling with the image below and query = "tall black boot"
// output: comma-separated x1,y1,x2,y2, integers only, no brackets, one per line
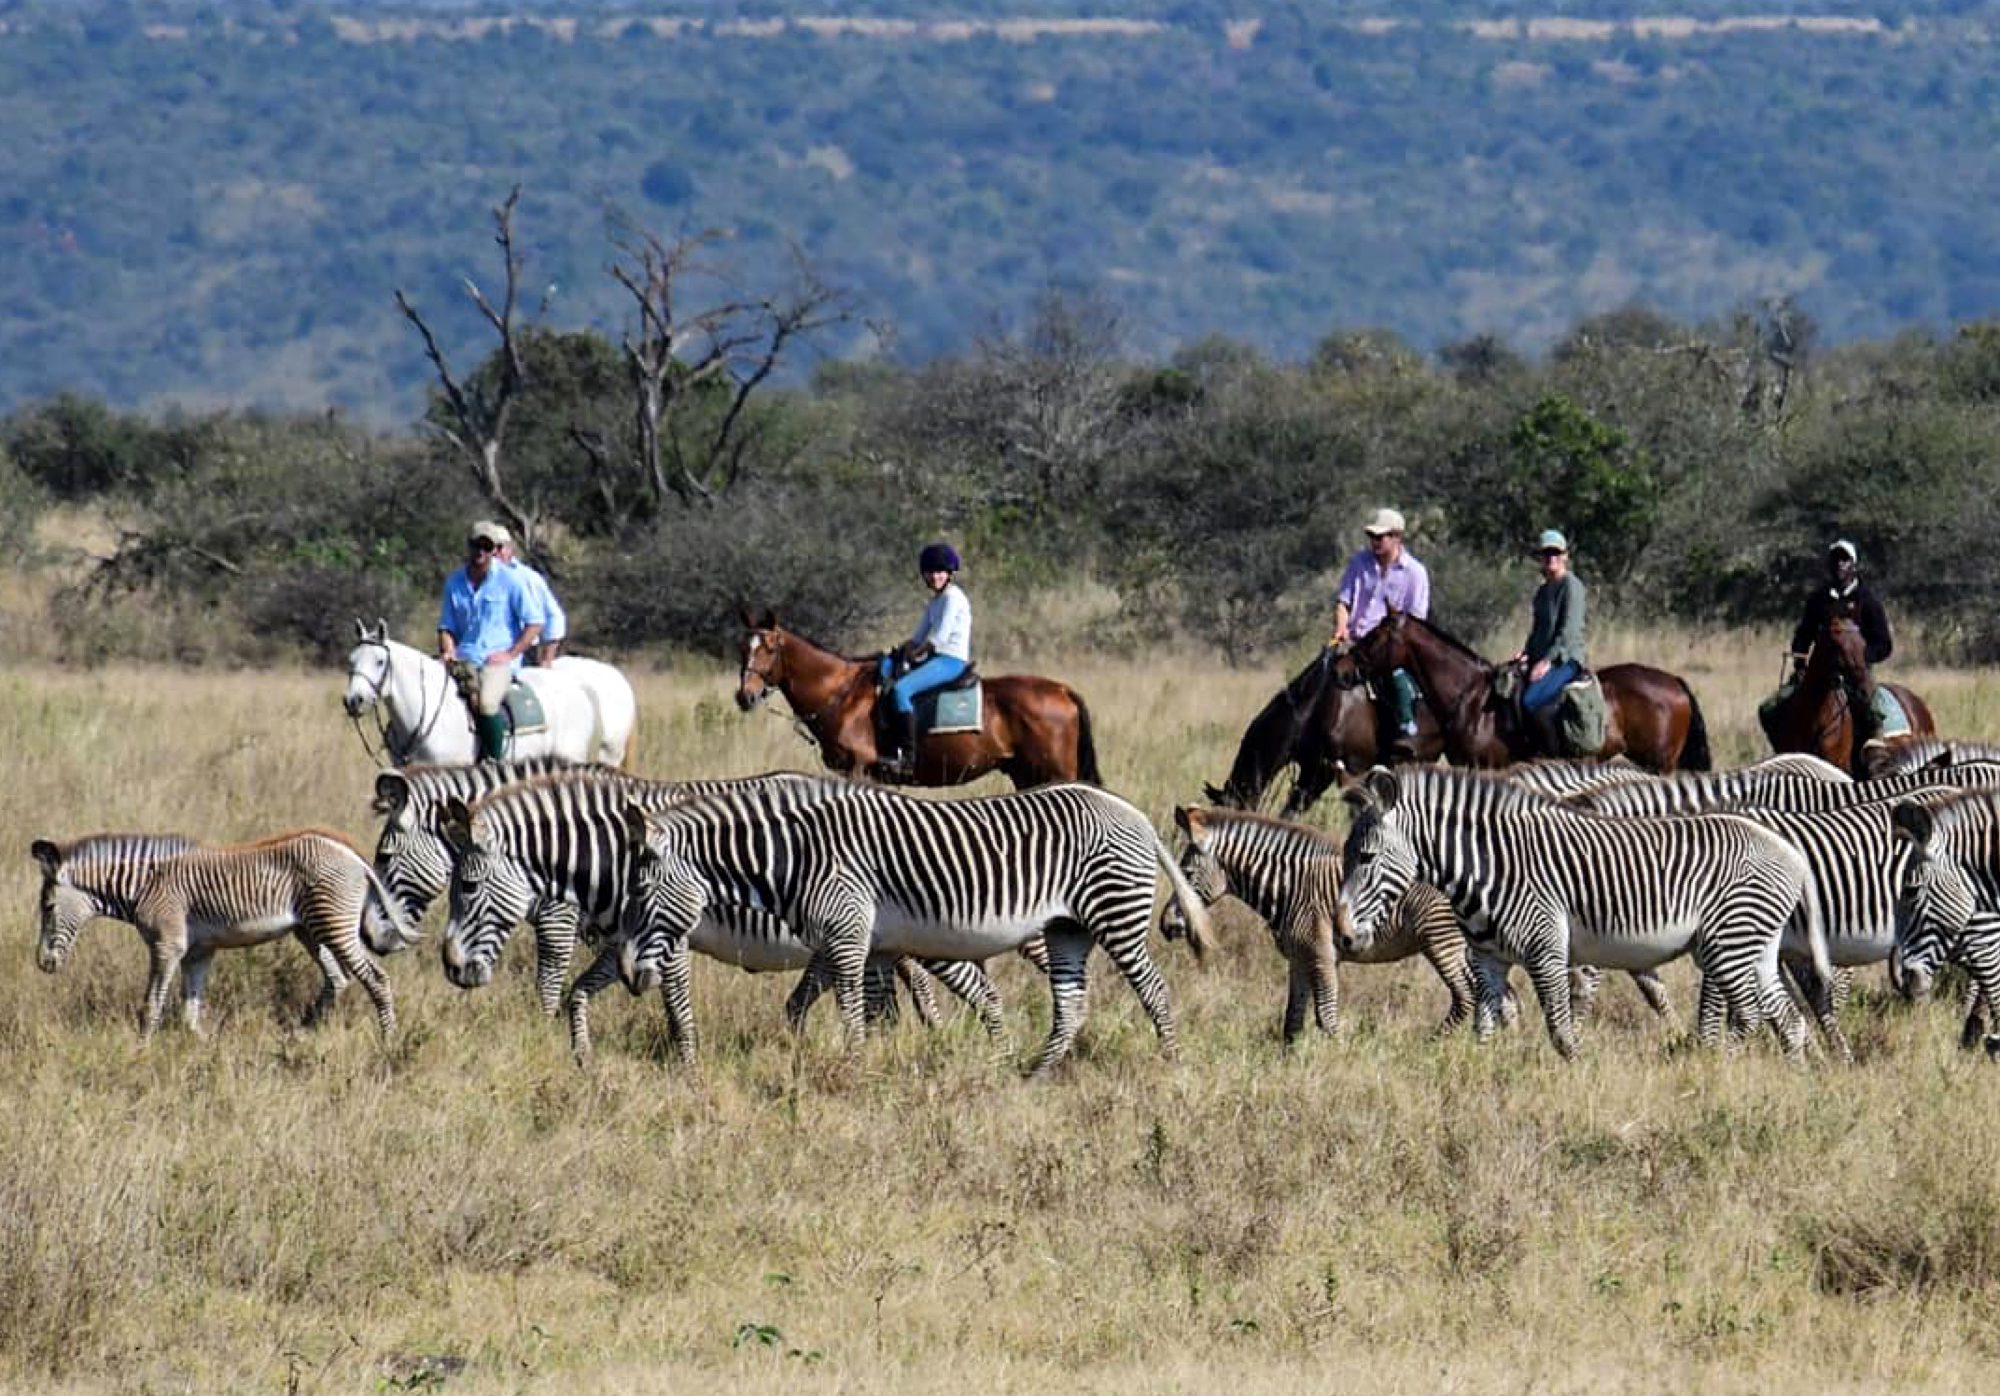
890,708,921,779
1528,703,1563,759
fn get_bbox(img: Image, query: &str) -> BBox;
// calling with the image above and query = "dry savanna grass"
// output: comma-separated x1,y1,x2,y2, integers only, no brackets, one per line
7,629,2000,1394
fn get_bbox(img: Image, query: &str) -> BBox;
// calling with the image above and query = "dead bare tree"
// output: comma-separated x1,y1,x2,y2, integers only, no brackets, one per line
586,215,851,510
394,185,554,549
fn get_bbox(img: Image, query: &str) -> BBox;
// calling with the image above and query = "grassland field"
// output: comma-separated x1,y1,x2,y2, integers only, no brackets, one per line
6,623,2000,1394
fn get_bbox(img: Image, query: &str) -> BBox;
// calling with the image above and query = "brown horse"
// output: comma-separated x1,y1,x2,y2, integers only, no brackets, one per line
1203,646,1444,816
1762,602,1934,777
1349,611,1712,771
736,611,1100,788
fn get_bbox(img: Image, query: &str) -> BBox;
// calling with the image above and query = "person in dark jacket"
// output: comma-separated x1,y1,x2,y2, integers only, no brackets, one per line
1769,538,1906,739
1507,528,1587,756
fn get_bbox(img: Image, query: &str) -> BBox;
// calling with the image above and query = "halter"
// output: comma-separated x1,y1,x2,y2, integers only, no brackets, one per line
741,632,871,751
346,634,451,768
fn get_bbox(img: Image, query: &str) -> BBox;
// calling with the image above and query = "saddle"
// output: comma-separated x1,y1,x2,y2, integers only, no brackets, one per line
446,663,550,738
876,651,983,739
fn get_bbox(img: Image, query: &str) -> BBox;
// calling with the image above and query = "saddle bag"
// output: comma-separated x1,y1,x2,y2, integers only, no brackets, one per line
1558,671,1608,756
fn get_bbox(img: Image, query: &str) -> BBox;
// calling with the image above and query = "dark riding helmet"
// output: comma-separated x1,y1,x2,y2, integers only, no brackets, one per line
918,542,961,574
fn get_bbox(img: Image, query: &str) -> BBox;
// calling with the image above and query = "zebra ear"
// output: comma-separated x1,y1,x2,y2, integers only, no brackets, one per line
373,771,411,816
620,802,652,848
1892,801,1935,848
1174,805,1209,846
30,839,61,875
1362,765,1401,811
440,797,476,852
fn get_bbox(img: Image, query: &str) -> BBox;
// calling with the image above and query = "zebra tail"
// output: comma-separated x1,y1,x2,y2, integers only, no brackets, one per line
1151,826,1212,962
1072,690,1103,785
1794,850,1833,985
1679,679,1714,772
361,856,423,951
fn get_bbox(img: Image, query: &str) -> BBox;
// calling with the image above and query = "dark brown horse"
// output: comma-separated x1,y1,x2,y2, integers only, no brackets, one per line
1203,646,1444,816
736,611,1100,789
1762,602,1934,777
1349,611,1712,772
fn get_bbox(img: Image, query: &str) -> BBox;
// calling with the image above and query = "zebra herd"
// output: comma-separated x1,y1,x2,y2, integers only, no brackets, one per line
29,735,2000,1070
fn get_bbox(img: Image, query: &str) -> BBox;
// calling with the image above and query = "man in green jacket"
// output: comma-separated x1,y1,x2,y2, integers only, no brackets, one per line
1507,528,1587,757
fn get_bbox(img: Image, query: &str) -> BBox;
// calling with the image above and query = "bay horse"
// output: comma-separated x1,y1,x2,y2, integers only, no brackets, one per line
1203,646,1444,816
1349,610,1712,772
1761,601,1934,777
736,611,1100,788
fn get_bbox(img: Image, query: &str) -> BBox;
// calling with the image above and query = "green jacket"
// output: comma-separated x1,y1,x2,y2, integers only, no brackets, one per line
1525,572,1587,667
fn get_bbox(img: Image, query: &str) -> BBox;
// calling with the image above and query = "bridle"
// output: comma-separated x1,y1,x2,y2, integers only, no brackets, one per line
346,635,450,767
740,630,864,749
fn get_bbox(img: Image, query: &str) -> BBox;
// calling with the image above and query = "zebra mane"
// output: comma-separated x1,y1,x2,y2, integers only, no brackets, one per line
1923,788,2000,839
1194,807,1340,855
50,832,200,871
1397,765,1564,816
233,826,364,854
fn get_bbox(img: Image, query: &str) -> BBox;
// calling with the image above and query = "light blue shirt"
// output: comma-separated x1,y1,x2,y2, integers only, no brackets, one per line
439,563,544,670
507,559,566,643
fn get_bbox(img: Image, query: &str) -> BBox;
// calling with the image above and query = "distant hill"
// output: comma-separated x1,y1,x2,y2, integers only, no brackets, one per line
8,3,2000,420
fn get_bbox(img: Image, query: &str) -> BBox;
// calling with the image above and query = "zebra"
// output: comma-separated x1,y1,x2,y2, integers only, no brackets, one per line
1498,757,1653,798
379,762,983,1031
1334,766,1827,1060
31,828,418,1039
1158,804,1478,1040
1572,757,1999,818
435,771,1006,1061
1723,792,1968,1061
1867,739,2000,778
1886,793,2000,1053
607,778,1214,1078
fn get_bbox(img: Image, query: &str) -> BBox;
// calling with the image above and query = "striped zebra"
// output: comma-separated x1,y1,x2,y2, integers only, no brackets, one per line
1498,757,1653,798
608,779,1213,1077
1573,757,1998,818
1335,766,1827,1060
1887,793,2000,1052
1159,804,1477,1039
31,829,417,1039
436,772,1005,1061
1870,739,2000,779
1721,792,1968,1061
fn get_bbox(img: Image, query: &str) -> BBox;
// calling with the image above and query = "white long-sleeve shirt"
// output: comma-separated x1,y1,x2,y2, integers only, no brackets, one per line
910,582,972,662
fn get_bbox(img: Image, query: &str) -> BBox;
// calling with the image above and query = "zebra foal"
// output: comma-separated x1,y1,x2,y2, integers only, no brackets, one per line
1335,767,1827,1060
1160,805,1476,1040
32,829,417,1039
611,779,1213,1077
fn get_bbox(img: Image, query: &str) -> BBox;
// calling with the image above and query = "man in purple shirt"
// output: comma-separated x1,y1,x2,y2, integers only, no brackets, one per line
1331,507,1432,758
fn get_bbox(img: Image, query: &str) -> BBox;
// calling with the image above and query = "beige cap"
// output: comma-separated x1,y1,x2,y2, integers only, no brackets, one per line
468,519,511,548
1363,507,1406,537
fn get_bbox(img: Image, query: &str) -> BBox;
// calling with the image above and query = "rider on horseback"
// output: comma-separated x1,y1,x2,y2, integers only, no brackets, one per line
493,527,566,665
1508,528,1587,757
1773,538,1900,739
1330,507,1430,761
876,542,972,778
438,520,546,762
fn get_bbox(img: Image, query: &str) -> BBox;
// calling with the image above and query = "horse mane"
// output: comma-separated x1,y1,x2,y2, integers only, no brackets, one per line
1401,613,1493,667
761,620,874,666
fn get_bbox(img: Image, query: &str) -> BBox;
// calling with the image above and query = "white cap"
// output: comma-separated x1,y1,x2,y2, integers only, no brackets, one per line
1363,507,1406,537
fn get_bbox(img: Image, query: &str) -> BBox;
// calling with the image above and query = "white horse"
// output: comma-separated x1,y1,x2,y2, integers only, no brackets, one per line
342,619,637,767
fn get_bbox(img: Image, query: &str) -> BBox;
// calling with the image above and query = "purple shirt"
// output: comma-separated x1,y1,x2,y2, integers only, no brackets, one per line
1336,549,1431,638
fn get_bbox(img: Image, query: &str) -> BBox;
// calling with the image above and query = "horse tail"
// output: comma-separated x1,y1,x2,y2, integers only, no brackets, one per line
1071,689,1103,786
1678,678,1714,772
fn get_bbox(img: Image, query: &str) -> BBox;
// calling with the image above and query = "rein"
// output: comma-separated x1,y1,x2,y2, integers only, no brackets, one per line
347,637,452,767
745,643,873,751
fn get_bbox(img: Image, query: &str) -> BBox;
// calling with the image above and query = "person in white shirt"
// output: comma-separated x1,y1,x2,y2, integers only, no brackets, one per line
488,525,567,665
876,541,972,776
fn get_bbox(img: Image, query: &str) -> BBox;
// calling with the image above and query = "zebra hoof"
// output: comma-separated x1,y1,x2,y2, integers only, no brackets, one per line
1983,1035,2000,1062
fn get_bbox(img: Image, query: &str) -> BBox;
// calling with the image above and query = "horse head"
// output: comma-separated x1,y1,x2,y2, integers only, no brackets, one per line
1820,601,1874,694
343,617,395,717
1349,609,1411,678
737,608,784,712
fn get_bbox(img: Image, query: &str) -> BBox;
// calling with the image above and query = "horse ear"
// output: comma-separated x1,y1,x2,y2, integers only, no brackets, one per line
1200,782,1227,806
739,605,755,629
441,797,476,852
1363,765,1401,811
373,772,410,816
30,839,60,875
374,617,388,639
1892,800,1935,849
353,617,367,640
757,609,777,630
1928,746,1955,771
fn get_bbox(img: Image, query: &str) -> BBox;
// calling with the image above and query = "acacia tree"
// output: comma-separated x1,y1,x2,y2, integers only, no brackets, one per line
394,185,552,550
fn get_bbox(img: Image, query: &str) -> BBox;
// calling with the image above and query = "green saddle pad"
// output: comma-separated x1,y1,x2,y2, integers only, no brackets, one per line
502,680,549,736
917,682,982,735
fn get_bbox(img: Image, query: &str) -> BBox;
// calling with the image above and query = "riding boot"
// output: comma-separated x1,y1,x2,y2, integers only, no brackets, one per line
475,712,510,762
887,709,921,779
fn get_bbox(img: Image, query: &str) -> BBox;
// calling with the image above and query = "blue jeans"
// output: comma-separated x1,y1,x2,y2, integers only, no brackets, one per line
879,654,969,714
1523,660,1581,713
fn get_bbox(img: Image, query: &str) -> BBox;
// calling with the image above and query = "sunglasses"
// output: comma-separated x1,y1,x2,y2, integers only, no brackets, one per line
1537,548,1567,558
468,540,497,554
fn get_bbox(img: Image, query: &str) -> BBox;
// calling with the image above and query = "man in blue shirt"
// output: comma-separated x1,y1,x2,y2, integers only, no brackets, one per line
438,520,545,760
